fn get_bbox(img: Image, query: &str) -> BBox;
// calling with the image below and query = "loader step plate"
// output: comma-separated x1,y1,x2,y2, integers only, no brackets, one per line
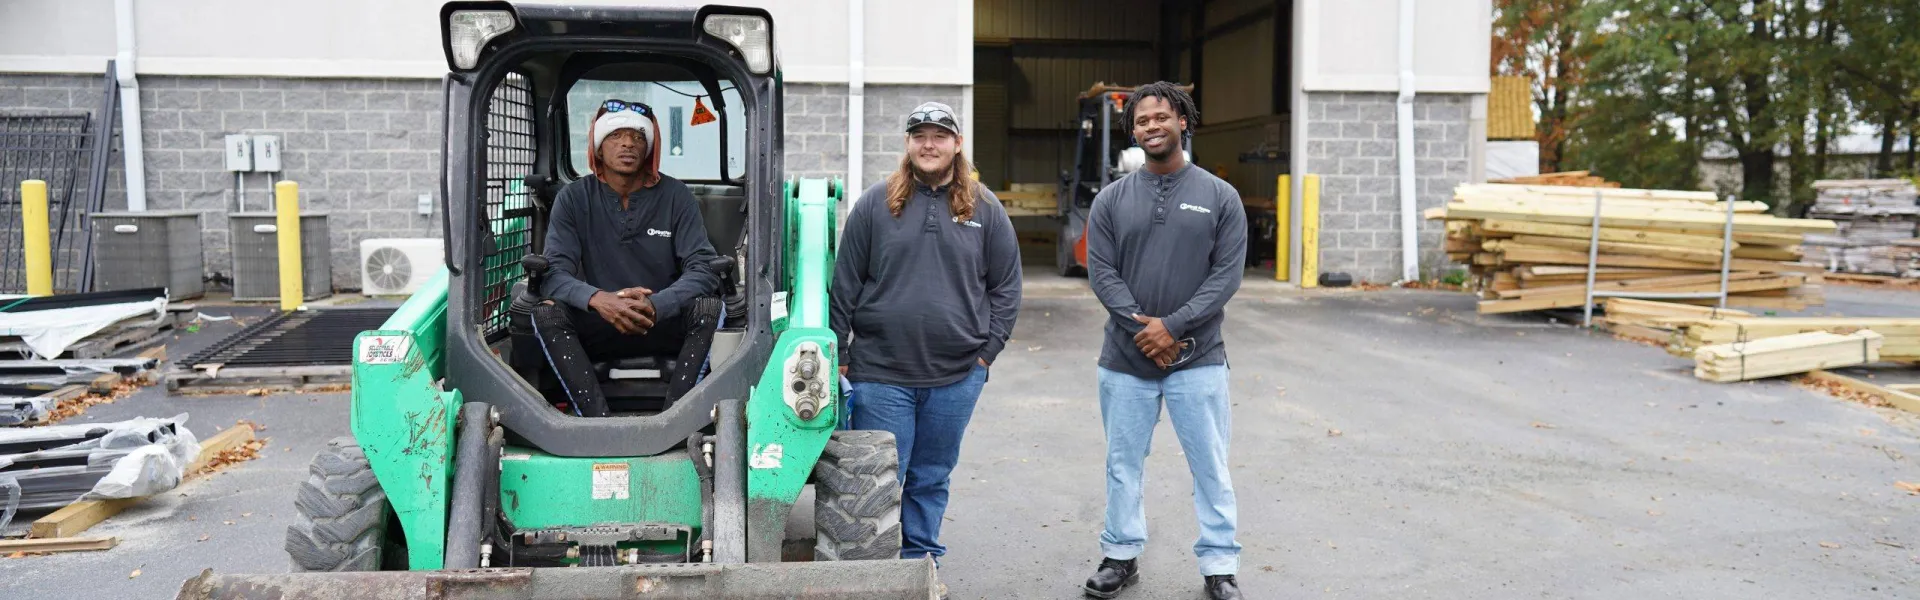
175,559,942,600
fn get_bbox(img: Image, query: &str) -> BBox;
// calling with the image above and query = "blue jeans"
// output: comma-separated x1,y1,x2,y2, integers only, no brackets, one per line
1097,364,1240,576
849,365,989,561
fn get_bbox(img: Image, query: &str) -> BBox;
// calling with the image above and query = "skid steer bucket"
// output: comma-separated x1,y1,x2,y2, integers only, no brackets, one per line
174,558,941,600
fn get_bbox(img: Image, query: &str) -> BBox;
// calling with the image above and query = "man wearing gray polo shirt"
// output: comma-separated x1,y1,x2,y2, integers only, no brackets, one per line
1079,82,1245,600
830,102,1022,572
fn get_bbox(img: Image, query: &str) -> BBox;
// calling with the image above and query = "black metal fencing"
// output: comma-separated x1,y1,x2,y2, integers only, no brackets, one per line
0,62,119,294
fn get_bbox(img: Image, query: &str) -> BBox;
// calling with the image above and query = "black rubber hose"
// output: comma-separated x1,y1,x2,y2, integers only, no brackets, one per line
712,398,746,563
687,432,714,561
444,402,494,569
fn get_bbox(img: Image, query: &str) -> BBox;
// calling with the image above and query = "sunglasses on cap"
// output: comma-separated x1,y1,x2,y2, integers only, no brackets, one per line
601,99,655,118
906,108,957,132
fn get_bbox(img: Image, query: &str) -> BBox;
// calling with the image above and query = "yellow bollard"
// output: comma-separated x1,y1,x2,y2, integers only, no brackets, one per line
1274,175,1291,282
21,180,52,296
1300,174,1321,289
275,181,304,311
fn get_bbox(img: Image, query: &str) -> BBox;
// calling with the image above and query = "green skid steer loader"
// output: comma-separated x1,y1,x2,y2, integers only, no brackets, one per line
176,3,940,598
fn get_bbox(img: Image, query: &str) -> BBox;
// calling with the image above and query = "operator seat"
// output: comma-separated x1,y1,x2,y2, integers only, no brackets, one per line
507,253,736,416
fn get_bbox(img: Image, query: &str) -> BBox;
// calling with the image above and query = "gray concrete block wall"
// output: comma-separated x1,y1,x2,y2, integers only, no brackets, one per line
1303,92,1473,283
782,83,966,200
0,73,443,291
4,73,957,291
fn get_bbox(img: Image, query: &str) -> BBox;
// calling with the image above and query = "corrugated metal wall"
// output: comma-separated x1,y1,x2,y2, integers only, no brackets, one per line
975,0,1158,41
976,0,1161,187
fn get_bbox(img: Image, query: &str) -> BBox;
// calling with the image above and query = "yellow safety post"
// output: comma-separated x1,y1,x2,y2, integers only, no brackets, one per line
275,181,303,311
1300,174,1321,289
1274,174,1291,282
21,180,52,296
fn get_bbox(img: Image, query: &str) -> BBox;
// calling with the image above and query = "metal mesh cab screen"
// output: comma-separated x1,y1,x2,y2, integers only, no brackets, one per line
481,72,536,339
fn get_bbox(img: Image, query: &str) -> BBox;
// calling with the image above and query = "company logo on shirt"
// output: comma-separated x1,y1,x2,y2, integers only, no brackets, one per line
1179,203,1211,214
647,228,672,238
953,217,982,228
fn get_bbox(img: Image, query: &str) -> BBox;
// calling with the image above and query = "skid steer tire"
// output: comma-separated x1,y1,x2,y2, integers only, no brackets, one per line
285,437,395,572
813,430,903,561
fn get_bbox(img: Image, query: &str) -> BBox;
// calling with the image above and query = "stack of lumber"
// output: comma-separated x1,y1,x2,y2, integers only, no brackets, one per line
1490,170,1620,188
1433,183,1837,314
1803,179,1920,274
1598,298,1750,343
1671,317,1920,362
1693,330,1883,382
995,183,1057,215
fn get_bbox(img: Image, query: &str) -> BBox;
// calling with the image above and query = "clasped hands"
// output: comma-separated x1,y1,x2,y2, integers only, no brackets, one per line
588,287,657,335
1131,314,1186,370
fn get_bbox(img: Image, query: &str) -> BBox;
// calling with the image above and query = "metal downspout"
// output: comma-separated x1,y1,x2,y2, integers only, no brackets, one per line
115,0,148,211
1395,0,1417,283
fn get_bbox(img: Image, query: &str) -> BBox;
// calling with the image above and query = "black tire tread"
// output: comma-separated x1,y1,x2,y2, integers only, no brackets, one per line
284,436,391,572
814,430,904,561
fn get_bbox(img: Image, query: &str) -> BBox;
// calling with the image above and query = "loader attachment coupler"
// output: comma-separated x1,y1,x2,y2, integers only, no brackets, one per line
175,558,941,600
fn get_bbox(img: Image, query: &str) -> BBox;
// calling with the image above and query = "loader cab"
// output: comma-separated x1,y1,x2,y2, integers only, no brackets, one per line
438,2,784,457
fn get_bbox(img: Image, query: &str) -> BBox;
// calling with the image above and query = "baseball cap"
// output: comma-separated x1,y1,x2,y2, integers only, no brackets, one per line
904,101,960,135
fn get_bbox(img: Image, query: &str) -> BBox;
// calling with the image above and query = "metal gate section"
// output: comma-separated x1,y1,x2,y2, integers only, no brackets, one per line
168,308,396,392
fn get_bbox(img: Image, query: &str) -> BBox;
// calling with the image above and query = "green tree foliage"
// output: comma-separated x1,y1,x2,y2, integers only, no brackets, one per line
1496,0,1919,211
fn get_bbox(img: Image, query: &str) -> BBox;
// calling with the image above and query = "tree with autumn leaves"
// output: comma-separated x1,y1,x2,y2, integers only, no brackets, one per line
1493,0,1920,214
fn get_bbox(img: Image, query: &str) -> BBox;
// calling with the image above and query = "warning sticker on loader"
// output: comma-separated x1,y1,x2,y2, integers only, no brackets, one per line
358,335,411,365
591,463,630,500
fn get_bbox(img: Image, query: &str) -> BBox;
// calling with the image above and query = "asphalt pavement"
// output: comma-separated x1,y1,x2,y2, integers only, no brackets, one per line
3,283,1917,599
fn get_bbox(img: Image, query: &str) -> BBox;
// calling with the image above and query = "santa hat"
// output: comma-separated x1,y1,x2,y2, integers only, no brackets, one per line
586,106,663,188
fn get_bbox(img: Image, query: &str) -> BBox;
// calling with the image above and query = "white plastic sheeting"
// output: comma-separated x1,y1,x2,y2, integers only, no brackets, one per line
82,416,200,500
1486,141,1542,180
0,294,167,359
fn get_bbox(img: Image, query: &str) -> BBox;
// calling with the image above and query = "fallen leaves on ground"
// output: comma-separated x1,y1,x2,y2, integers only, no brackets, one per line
5,552,25,559
197,534,210,542
1327,429,1343,437
129,568,142,579
190,429,269,479
1647,509,1664,516
1897,481,1920,495
1793,377,1892,409
1819,542,1840,549
1532,422,1558,429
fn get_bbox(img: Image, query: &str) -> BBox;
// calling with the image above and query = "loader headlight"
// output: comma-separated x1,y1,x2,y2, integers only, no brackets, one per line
448,10,516,70
703,14,772,74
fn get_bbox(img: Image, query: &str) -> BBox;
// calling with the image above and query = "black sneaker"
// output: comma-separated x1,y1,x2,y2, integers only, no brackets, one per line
1205,574,1241,600
1082,558,1139,598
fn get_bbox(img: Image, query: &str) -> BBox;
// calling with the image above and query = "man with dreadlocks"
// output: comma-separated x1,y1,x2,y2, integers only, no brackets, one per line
532,99,723,418
1080,82,1246,600
829,101,1022,573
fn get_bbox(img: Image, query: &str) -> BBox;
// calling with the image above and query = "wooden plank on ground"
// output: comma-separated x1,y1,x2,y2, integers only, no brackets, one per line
30,423,258,539
0,536,118,553
1801,370,1920,414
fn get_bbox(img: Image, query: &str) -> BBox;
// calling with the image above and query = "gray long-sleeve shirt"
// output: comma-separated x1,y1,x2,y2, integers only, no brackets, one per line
539,174,720,321
1086,163,1247,380
830,181,1023,387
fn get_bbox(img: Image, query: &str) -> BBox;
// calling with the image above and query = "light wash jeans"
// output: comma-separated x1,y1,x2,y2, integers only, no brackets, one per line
1097,364,1240,576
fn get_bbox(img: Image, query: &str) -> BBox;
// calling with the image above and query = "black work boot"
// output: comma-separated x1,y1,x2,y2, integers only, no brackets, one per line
1205,574,1241,600
1082,558,1139,598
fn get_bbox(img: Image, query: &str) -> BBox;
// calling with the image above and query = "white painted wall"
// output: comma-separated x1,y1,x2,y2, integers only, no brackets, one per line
1298,0,1491,93
0,0,971,85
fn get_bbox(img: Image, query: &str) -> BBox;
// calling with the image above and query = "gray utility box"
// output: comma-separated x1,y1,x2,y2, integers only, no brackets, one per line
228,212,332,302
89,210,206,299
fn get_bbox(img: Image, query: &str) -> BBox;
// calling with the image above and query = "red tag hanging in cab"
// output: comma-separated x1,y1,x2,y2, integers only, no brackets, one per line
691,97,717,126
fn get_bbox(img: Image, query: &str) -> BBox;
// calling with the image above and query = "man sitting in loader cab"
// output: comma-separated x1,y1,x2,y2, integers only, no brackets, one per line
533,99,723,417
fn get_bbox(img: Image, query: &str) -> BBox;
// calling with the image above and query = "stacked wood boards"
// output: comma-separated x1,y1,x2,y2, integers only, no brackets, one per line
1803,179,1920,274
1693,330,1883,382
1489,170,1619,188
1674,318,1920,362
1432,183,1837,314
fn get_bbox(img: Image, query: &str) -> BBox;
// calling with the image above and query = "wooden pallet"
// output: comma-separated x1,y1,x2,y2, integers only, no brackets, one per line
165,364,353,393
0,308,191,360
